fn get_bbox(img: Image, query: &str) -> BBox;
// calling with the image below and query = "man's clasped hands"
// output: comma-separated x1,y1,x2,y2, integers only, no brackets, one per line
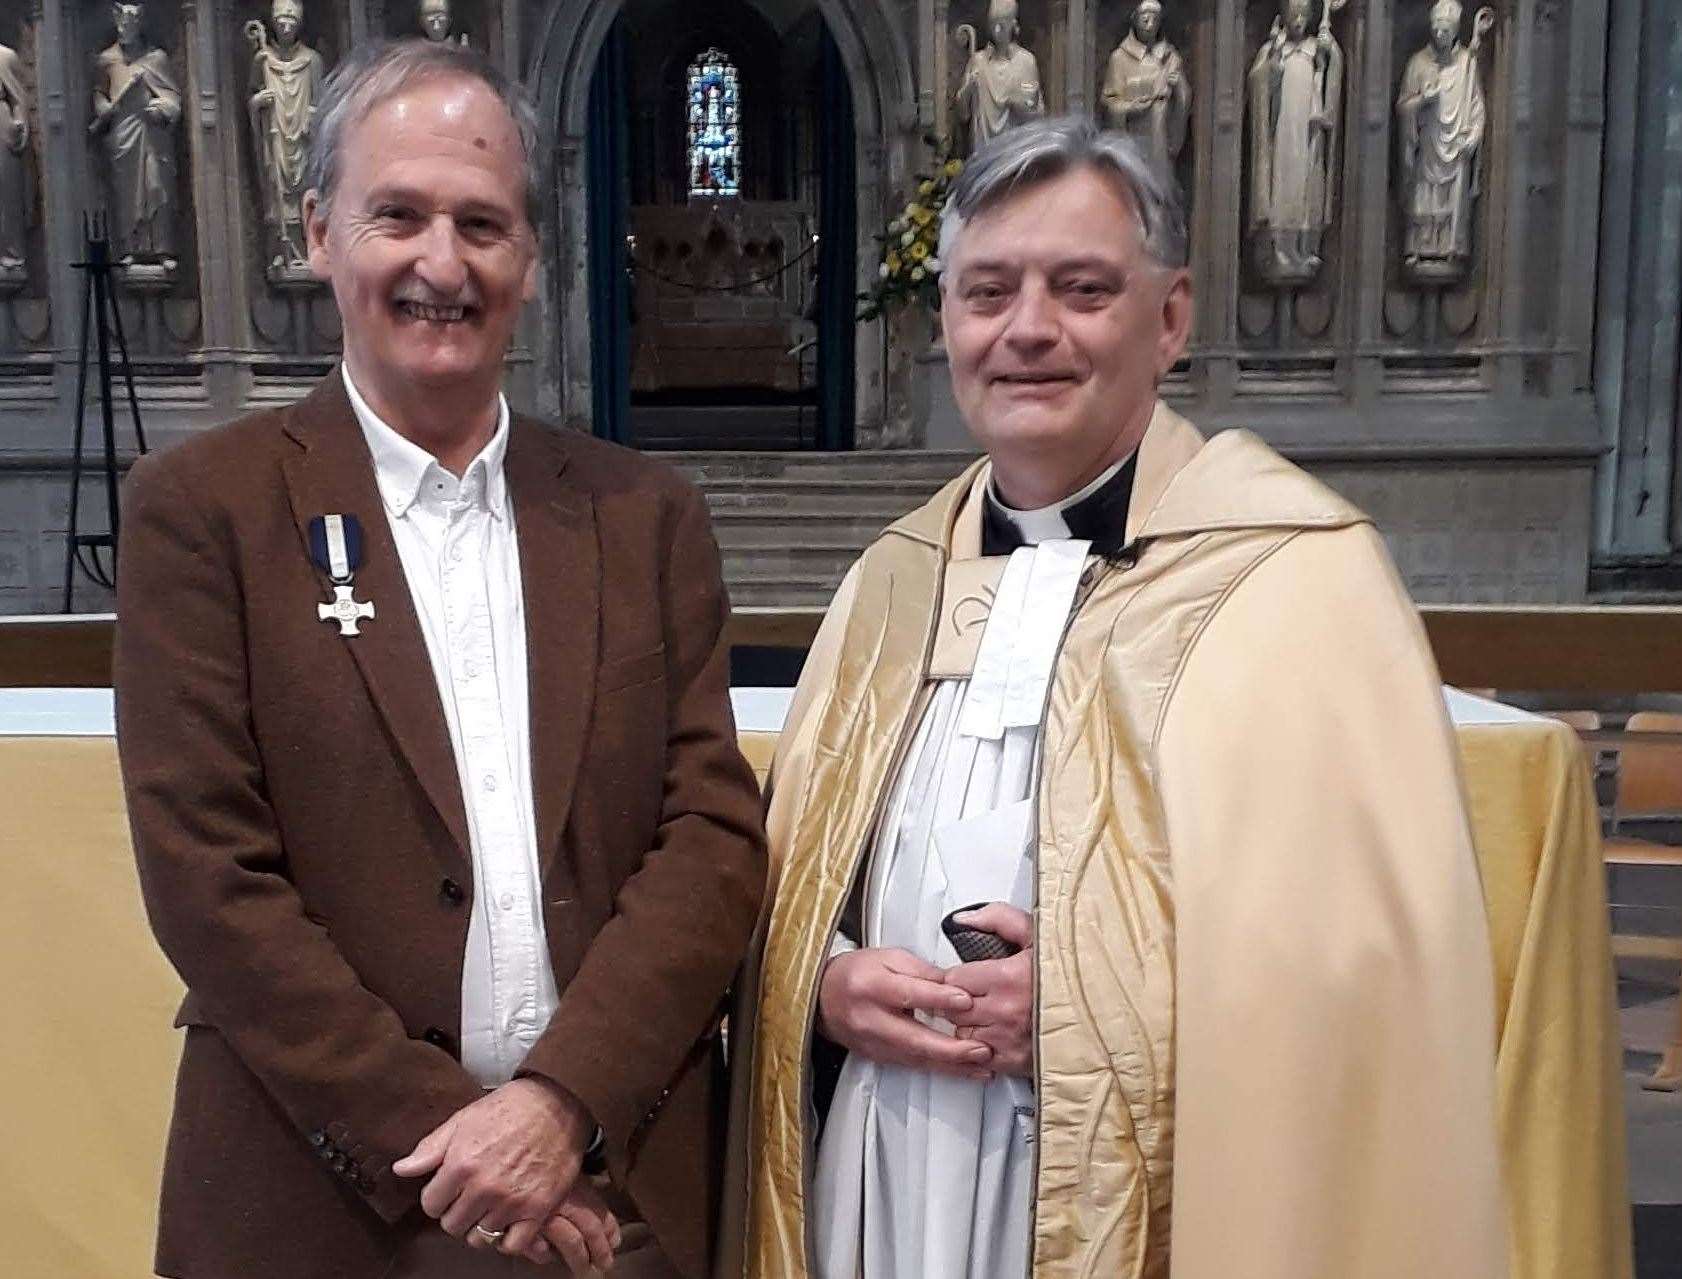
392,1075,618,1270
815,902,1036,1081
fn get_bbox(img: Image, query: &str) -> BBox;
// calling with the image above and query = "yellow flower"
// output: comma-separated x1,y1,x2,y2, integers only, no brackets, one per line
918,180,934,197
945,159,963,177
908,241,929,262
885,250,902,273
911,206,933,227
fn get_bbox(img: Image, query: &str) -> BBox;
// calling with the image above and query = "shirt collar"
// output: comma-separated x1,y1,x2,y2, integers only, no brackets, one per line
342,364,510,521
982,452,1137,557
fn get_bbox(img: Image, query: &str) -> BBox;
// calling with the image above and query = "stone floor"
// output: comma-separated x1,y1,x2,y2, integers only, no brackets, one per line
1622,964,1682,1278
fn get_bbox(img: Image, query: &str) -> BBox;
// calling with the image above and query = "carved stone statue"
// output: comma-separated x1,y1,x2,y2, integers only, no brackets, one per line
1246,0,1344,286
246,0,326,284
954,0,1043,155
1101,1,1190,177
0,40,31,288
1396,2,1494,284
419,0,469,46
89,3,182,282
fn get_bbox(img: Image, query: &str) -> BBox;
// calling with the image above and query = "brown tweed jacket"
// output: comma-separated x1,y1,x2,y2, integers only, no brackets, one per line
114,372,766,1279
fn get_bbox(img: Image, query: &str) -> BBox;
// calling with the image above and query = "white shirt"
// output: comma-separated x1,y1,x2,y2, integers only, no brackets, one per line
344,366,559,1088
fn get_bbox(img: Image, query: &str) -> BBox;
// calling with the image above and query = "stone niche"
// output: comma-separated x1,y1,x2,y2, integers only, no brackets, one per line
79,0,202,360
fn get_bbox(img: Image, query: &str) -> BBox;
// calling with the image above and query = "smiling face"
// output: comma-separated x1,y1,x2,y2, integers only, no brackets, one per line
940,166,1192,507
304,74,537,430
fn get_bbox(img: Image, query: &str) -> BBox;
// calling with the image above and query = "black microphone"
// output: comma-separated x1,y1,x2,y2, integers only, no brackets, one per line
940,902,1023,963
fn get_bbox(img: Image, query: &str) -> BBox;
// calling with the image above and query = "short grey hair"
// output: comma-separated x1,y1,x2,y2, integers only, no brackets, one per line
937,116,1188,271
304,39,543,229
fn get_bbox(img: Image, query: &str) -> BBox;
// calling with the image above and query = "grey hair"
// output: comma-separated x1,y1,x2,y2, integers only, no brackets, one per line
937,115,1188,271
304,39,543,229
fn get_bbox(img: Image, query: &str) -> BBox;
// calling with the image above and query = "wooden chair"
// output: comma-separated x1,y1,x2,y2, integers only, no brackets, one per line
1543,709,1602,731
1602,723,1682,1090
1626,710,1682,734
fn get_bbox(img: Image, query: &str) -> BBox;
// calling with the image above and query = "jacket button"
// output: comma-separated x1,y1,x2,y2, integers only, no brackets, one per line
308,1130,327,1148
422,1026,455,1054
438,878,464,906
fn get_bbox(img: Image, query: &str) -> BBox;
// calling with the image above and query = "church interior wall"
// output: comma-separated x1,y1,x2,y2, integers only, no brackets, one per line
0,0,1673,612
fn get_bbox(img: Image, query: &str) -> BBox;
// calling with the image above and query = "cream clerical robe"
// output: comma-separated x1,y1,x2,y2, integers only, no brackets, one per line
719,403,1508,1279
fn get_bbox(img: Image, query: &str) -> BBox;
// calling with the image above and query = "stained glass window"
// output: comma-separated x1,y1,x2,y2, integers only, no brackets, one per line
686,48,740,198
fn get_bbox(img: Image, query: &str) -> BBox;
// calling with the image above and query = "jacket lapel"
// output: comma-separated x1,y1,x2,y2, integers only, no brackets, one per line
278,372,472,865
504,418,598,877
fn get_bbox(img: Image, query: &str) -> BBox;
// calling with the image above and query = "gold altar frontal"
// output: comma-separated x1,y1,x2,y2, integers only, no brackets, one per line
1,716,1631,1278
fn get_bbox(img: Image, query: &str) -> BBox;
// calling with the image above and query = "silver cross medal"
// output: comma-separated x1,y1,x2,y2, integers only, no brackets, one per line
319,584,376,636
316,513,376,637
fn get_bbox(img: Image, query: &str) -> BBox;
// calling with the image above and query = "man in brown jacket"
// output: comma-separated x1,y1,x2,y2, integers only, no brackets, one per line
115,40,764,1279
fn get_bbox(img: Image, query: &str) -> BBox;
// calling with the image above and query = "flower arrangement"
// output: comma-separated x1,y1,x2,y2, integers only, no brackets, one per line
857,134,964,322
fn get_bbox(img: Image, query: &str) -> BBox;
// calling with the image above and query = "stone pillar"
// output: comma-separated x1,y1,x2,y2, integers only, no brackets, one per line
1592,0,1682,587
1350,0,1391,408
182,0,250,414
1487,0,1534,398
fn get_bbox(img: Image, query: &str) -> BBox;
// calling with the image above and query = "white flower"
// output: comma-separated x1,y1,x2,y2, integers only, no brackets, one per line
888,218,904,235
900,230,915,246
926,255,943,273
879,262,891,278
910,265,925,281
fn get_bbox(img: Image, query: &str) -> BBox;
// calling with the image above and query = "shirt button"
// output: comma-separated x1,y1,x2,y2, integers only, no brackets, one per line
464,660,479,678
482,774,498,792
498,892,515,911
450,545,463,563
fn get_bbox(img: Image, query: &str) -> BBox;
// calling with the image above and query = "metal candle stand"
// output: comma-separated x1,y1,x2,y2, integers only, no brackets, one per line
62,213,149,611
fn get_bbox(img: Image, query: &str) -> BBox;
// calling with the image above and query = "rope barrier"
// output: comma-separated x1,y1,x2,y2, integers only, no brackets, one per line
627,237,818,294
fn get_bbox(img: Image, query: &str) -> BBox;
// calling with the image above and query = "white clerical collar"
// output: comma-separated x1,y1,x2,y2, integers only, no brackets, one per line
986,454,1132,546
343,364,510,521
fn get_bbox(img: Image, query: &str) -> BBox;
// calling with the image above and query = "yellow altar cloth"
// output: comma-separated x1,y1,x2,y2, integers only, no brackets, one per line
0,710,1631,1277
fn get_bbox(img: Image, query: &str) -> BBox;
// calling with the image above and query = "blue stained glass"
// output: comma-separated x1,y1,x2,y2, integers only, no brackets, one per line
687,47,741,198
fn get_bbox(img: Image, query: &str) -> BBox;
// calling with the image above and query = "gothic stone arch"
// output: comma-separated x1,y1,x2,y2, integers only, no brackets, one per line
525,0,916,446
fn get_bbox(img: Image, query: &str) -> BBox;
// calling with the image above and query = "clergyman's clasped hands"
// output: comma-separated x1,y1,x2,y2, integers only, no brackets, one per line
816,903,1036,1080
392,1075,619,1270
